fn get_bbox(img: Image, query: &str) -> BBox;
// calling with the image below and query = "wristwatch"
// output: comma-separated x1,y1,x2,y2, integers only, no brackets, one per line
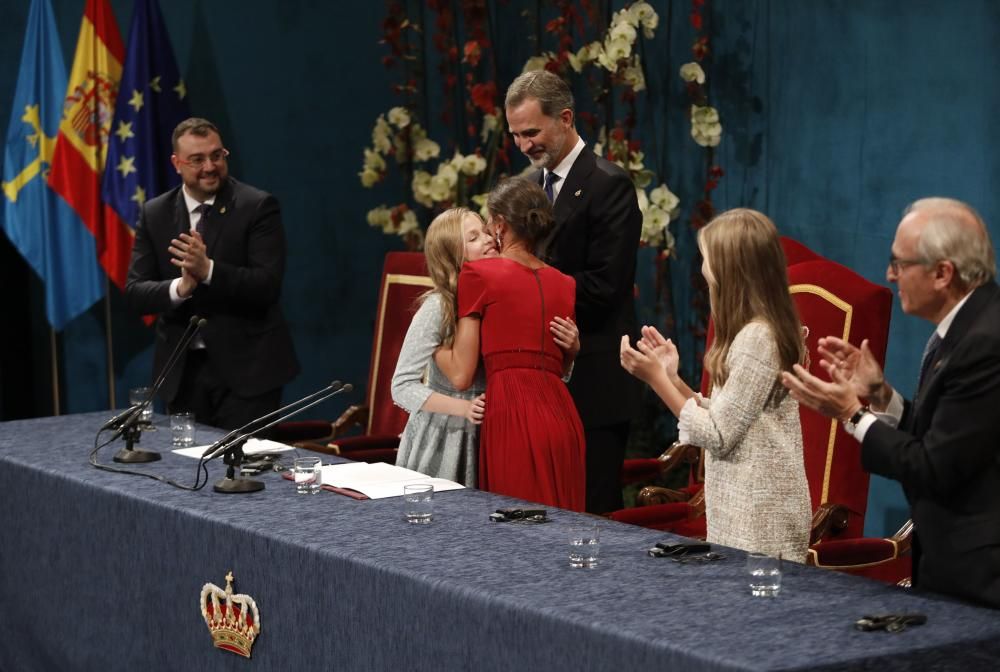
843,405,871,433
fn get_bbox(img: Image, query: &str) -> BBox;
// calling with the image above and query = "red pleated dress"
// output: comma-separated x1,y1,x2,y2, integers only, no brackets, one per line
457,258,586,511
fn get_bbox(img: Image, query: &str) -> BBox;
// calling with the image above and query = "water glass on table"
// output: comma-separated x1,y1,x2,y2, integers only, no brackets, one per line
129,386,154,423
169,412,195,447
293,457,323,494
568,522,600,568
402,483,434,524
747,552,782,597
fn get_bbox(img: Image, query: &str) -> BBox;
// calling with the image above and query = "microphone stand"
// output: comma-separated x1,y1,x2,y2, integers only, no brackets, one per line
204,382,352,494
109,316,205,463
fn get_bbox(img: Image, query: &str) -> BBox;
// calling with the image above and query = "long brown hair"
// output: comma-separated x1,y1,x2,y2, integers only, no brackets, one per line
422,207,475,346
699,208,805,402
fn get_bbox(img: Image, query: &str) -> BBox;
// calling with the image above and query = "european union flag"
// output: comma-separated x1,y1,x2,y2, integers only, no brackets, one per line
2,0,105,330
101,0,189,238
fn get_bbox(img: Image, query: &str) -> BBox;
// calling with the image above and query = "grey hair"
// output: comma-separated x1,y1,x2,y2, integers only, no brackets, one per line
907,197,996,288
504,70,574,119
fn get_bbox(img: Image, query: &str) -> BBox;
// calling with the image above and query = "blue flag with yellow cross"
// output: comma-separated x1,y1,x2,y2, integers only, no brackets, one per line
2,0,105,330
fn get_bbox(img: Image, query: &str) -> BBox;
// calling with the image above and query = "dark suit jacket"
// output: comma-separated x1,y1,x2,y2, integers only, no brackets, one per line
124,177,299,402
534,148,642,428
864,281,1000,608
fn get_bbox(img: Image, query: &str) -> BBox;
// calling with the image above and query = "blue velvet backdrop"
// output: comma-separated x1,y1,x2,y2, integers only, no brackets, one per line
3,0,998,538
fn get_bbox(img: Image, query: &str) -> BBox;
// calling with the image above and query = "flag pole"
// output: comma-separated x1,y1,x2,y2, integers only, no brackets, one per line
49,327,61,416
104,279,116,409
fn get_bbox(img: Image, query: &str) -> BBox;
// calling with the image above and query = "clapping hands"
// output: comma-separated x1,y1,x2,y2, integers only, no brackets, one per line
620,325,680,385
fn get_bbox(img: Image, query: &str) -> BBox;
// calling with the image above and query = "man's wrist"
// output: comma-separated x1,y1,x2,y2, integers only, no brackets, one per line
842,403,871,433
176,277,195,299
839,401,864,424
868,381,891,411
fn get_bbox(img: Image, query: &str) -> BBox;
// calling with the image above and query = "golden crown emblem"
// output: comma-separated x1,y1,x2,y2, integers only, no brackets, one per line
200,571,261,658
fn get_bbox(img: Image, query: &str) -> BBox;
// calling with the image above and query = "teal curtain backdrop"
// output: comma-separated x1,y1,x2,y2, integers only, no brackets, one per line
2,0,998,538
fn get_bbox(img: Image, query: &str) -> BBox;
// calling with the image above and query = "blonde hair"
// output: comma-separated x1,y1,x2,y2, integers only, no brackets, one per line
422,207,479,346
699,208,805,403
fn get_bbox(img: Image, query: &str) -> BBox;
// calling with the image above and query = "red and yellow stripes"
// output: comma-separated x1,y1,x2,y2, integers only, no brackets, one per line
48,0,132,288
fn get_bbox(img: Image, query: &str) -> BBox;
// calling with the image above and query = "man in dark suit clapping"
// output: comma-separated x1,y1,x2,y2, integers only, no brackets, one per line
125,118,299,430
783,198,1000,609
505,71,642,514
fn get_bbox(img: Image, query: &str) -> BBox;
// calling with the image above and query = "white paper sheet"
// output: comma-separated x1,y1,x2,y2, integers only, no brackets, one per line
320,462,464,499
171,438,296,459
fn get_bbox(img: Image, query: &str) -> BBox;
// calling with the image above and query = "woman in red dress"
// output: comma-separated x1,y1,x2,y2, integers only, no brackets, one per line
435,178,586,510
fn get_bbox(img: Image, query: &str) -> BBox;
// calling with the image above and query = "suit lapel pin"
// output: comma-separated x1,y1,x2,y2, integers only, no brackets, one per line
219,206,227,214
574,189,582,197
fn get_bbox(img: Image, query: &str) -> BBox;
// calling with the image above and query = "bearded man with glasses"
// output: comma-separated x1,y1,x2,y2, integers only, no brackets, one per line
782,198,1000,609
125,117,299,431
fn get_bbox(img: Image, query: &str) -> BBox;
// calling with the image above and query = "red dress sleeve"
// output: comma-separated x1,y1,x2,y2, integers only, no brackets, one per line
457,262,490,319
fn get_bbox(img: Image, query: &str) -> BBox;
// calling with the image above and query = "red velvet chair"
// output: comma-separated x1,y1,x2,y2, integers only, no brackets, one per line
807,520,913,584
273,252,431,462
610,240,909,582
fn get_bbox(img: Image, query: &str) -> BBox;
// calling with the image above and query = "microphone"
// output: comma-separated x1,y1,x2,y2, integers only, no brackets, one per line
102,316,202,434
204,381,353,494
106,316,206,463
99,403,143,432
201,380,344,458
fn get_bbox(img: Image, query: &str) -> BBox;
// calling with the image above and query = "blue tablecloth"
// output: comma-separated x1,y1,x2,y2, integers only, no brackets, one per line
1,412,999,671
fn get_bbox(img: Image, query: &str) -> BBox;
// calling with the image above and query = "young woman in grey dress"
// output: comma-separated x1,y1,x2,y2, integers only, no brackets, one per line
620,208,812,562
390,208,497,486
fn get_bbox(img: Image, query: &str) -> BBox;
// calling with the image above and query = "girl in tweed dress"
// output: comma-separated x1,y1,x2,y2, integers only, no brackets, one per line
390,208,496,486
620,209,812,561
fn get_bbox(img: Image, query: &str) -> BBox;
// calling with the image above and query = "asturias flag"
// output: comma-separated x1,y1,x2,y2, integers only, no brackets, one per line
102,0,190,243
47,0,132,289
2,0,105,330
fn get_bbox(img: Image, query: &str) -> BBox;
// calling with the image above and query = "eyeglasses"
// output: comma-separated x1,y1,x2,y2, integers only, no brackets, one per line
176,148,229,169
888,254,928,274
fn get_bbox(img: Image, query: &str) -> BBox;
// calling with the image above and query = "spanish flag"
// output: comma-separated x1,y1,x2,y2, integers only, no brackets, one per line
47,0,132,289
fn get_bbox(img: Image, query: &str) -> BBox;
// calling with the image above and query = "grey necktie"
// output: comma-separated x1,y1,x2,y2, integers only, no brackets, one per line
917,332,942,391
193,203,211,235
544,171,560,203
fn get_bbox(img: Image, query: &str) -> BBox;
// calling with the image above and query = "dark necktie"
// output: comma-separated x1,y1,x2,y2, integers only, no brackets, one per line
916,332,942,391
544,171,560,203
193,203,211,235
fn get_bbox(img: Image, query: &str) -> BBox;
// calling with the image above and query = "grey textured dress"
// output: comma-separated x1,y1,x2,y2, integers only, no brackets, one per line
391,293,484,486
680,321,811,562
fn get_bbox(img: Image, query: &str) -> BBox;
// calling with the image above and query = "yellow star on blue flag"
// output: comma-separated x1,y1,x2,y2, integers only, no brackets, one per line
101,0,190,231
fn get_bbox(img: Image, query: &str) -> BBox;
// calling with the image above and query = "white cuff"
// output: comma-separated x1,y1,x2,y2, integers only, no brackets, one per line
852,412,878,442
677,396,700,444
168,278,189,306
878,388,904,427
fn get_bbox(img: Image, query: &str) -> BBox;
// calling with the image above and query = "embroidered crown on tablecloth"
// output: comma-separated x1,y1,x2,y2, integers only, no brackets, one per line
200,571,261,658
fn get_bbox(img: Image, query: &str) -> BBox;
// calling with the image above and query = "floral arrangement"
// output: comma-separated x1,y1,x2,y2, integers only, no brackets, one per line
680,0,724,230
357,1,718,257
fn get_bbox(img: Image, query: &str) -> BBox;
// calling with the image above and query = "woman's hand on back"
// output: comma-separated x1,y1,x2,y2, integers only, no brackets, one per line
549,316,580,358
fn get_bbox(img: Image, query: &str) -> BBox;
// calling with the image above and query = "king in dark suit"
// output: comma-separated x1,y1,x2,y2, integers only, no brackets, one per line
783,197,1000,609
125,118,299,430
505,71,642,513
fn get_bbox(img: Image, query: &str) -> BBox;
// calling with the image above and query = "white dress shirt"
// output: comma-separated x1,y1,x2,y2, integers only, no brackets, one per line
543,137,586,204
